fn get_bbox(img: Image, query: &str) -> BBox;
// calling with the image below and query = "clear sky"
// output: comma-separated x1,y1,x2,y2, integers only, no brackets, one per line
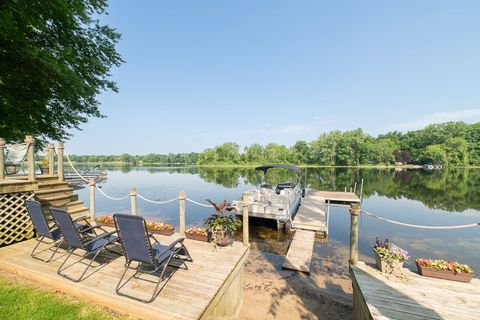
67,1,480,154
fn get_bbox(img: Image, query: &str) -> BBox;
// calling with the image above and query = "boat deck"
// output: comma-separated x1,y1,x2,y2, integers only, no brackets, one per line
0,232,249,320
350,262,480,320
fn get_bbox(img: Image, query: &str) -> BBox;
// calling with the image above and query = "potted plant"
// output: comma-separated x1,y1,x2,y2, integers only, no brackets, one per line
39,157,49,174
415,258,474,283
204,199,241,247
95,215,114,228
373,237,409,275
185,226,209,242
145,221,175,236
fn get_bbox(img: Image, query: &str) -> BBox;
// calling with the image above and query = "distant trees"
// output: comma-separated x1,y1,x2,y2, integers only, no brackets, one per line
69,121,480,167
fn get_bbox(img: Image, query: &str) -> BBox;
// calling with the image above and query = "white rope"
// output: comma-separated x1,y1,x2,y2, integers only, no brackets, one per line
137,194,178,204
63,151,89,182
95,185,130,201
185,197,213,208
361,210,480,230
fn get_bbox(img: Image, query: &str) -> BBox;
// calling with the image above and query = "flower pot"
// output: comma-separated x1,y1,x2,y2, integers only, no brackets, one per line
186,233,209,242
39,164,50,175
373,248,404,274
5,165,17,175
149,228,174,236
415,261,473,283
213,230,233,246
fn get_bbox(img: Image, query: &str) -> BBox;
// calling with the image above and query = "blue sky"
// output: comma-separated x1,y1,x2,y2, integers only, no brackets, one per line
68,1,480,154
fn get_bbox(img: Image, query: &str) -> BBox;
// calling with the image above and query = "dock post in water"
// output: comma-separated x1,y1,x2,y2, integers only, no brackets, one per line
89,178,96,221
0,138,5,180
25,135,36,182
47,143,55,176
57,142,64,181
130,187,137,215
179,191,186,234
242,193,249,246
349,203,360,265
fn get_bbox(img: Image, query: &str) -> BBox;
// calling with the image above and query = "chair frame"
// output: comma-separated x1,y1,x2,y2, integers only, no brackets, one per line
50,207,119,282
113,214,192,303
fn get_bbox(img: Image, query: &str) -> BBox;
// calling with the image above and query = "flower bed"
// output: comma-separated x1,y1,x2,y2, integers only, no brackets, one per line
95,215,114,228
95,215,175,235
185,227,209,242
415,259,474,283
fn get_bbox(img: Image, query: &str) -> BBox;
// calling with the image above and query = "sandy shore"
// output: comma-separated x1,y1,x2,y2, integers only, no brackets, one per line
240,239,353,320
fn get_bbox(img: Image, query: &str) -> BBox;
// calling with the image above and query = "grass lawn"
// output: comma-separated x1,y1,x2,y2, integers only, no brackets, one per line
0,272,129,320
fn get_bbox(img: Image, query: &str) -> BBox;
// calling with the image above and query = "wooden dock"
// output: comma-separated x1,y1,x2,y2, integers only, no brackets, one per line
282,229,315,273
309,190,360,206
292,194,328,233
0,233,249,320
350,262,480,320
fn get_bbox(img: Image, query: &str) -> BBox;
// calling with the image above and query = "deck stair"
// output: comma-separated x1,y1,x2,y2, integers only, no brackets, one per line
34,176,90,219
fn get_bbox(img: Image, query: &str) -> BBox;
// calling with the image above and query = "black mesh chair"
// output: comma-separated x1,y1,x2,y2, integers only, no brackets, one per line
113,213,192,303
50,207,119,282
25,199,91,262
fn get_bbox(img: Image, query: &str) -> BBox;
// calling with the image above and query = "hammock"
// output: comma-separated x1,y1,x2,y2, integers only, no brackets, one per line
4,143,28,174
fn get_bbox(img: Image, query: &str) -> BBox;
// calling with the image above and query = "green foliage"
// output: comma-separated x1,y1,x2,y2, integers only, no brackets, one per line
0,0,123,145
204,200,241,233
0,275,125,319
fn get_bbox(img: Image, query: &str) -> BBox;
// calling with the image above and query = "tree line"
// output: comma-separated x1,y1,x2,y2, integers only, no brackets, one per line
68,121,480,167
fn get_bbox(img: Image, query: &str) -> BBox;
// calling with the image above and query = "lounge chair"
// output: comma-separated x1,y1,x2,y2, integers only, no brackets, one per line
113,213,192,303
50,207,119,282
25,199,92,262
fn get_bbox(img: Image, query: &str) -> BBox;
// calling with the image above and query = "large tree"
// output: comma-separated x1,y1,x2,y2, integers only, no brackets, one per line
0,0,123,144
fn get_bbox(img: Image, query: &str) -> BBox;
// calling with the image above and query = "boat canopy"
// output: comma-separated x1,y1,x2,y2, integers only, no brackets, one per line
254,164,301,175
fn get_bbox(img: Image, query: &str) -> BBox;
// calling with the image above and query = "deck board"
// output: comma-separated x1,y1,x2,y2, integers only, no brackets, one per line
309,190,360,205
350,261,480,320
292,195,327,232
0,233,249,320
282,229,315,273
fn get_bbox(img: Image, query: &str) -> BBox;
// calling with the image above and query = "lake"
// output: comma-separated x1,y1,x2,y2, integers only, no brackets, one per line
74,167,480,272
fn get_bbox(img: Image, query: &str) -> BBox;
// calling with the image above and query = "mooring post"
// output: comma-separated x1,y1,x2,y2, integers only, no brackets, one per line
0,138,5,180
57,142,64,182
349,203,360,265
47,143,55,176
130,187,137,215
89,178,95,221
179,191,186,234
242,193,249,246
25,135,36,181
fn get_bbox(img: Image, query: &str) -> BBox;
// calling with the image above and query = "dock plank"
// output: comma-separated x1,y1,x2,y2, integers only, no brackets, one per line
309,190,360,205
292,195,327,232
350,262,480,320
282,230,315,273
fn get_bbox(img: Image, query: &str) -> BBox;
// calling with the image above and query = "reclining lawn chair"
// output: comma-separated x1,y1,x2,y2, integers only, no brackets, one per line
25,199,92,262
113,213,192,303
50,207,119,282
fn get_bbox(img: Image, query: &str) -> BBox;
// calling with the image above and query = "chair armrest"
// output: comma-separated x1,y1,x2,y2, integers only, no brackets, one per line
153,238,185,261
148,233,160,244
83,231,118,247
73,215,89,223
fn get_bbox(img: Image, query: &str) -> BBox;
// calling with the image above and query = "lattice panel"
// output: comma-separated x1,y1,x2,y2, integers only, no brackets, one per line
0,192,35,246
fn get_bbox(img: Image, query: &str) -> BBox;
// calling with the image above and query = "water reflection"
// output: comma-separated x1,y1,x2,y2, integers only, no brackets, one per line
73,166,480,272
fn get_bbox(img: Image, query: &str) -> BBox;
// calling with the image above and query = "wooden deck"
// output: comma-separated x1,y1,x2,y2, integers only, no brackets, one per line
282,229,315,273
350,262,480,320
0,233,249,320
292,195,328,233
309,190,360,206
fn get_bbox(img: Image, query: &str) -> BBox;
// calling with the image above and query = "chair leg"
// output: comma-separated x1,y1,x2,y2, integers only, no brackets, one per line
57,244,108,282
45,238,64,262
115,260,133,294
31,237,63,263
30,236,44,258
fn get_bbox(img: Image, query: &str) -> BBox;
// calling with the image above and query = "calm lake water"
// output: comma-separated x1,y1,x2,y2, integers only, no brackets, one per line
74,167,480,272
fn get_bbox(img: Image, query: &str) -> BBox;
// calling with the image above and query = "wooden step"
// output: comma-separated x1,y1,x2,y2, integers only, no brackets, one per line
282,230,316,274
38,194,78,206
66,206,89,215
37,181,70,190
35,187,74,196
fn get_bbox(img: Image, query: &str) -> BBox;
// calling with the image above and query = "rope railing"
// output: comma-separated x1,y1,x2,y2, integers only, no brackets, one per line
137,193,178,204
361,210,480,230
185,197,213,208
95,185,130,201
64,151,89,182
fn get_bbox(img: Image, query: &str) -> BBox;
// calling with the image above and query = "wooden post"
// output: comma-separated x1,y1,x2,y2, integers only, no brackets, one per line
0,138,5,180
57,142,64,181
130,187,137,215
179,191,185,234
47,143,55,176
242,193,249,246
349,203,360,265
25,135,35,181
89,178,95,221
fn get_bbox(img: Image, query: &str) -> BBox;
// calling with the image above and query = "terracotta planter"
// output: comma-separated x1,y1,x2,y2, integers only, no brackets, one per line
373,248,404,274
186,232,209,242
416,262,473,283
39,164,50,174
149,228,174,236
213,230,233,246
